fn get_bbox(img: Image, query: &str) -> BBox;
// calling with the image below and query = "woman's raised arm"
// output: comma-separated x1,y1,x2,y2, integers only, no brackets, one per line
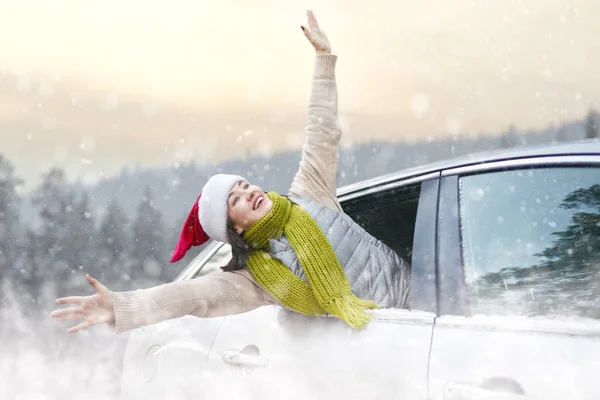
289,11,343,212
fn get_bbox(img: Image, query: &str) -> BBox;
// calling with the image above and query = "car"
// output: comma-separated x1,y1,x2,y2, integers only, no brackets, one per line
120,139,600,400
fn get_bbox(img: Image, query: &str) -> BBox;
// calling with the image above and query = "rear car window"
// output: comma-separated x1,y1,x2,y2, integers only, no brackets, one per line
459,166,600,318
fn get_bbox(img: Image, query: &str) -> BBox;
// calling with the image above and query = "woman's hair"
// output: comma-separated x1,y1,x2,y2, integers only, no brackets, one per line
221,218,250,272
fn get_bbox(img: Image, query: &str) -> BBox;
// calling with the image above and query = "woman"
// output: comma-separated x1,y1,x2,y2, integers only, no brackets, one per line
50,11,410,334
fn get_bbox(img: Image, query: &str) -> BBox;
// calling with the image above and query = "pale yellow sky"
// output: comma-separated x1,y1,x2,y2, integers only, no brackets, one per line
1,0,599,191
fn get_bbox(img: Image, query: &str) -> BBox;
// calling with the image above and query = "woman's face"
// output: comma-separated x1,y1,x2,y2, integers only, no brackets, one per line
227,180,273,234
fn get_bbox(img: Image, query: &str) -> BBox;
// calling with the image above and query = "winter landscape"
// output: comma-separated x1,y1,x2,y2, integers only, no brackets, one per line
1,1,600,399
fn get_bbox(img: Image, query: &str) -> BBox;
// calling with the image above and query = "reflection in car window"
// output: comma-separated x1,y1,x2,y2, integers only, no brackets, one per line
459,167,600,318
342,183,421,265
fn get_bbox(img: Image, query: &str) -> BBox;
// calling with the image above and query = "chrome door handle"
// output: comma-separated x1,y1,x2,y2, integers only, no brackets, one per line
223,345,269,368
223,350,269,367
445,381,538,400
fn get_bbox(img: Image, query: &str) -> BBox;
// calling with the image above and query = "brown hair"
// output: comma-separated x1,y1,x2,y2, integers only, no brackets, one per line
221,218,250,272
221,193,285,272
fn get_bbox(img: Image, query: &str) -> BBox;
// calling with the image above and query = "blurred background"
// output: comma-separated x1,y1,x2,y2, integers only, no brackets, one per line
1,0,599,398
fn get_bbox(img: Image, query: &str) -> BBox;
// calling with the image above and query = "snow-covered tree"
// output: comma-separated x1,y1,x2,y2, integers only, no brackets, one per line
129,187,169,283
99,200,129,262
500,125,518,148
585,109,600,139
61,191,99,291
12,228,45,313
556,126,568,142
98,200,132,288
32,168,79,296
0,154,24,305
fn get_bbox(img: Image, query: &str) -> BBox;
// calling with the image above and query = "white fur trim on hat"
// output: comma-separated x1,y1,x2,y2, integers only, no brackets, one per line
198,174,247,244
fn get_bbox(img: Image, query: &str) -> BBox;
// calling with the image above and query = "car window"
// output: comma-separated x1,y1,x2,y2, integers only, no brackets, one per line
192,243,232,278
459,166,600,319
342,183,421,265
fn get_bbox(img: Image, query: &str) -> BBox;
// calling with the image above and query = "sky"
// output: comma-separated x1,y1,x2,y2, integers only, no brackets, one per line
1,0,599,192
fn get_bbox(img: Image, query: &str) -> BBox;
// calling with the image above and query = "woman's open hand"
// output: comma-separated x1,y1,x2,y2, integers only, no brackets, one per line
50,274,115,333
301,10,331,55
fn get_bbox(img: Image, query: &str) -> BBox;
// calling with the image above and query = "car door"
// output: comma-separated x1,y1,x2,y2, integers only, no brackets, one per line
429,156,600,399
203,175,440,400
120,242,231,400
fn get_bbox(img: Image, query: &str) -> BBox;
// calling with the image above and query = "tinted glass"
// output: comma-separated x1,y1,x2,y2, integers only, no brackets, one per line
342,183,421,264
459,167,600,318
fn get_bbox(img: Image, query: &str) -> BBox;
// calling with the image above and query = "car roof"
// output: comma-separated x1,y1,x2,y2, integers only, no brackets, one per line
337,139,600,197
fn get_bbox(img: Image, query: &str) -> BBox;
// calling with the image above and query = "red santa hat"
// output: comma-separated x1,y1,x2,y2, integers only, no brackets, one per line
170,173,247,263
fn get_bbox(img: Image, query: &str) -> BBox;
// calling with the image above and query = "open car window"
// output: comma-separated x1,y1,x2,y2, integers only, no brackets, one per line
341,183,422,267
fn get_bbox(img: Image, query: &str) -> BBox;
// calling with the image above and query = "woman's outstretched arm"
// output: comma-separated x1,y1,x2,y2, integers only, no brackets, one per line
289,11,343,212
50,270,276,333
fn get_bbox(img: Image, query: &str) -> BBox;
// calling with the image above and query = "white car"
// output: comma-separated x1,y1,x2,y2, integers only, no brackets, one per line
120,140,600,400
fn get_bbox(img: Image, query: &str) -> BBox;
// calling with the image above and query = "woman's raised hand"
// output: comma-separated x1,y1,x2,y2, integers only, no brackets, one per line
301,10,331,55
50,274,115,333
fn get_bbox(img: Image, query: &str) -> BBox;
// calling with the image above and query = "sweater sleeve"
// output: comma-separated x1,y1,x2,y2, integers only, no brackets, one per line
288,54,343,212
109,269,277,333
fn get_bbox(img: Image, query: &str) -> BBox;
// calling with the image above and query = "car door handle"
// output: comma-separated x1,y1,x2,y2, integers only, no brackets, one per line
444,381,538,399
223,348,269,368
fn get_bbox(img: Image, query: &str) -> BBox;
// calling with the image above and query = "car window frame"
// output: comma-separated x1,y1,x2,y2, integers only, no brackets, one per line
174,241,228,282
339,172,440,313
438,154,600,318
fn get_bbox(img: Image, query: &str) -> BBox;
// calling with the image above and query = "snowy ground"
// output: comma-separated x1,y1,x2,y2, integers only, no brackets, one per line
0,302,128,400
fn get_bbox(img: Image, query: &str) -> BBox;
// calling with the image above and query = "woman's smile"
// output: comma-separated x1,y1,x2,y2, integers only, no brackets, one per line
228,181,273,232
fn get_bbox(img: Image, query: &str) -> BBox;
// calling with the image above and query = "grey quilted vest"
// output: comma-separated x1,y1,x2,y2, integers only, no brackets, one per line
266,196,410,308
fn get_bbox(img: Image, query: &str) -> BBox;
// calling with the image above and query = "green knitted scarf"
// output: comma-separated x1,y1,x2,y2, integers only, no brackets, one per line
244,192,378,330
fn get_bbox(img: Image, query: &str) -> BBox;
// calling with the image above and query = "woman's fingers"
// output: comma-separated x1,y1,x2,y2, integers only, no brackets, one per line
301,10,331,54
51,275,113,333
55,296,86,305
301,25,312,39
53,313,84,322
67,321,91,334
307,10,319,32
302,25,320,48
50,306,83,318
86,274,108,293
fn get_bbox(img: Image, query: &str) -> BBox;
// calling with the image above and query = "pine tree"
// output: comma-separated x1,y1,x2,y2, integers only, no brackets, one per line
130,187,168,283
32,168,78,296
500,125,518,148
12,228,45,312
61,191,99,291
585,109,600,139
98,200,131,287
0,154,24,306
556,126,568,142
99,200,129,261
